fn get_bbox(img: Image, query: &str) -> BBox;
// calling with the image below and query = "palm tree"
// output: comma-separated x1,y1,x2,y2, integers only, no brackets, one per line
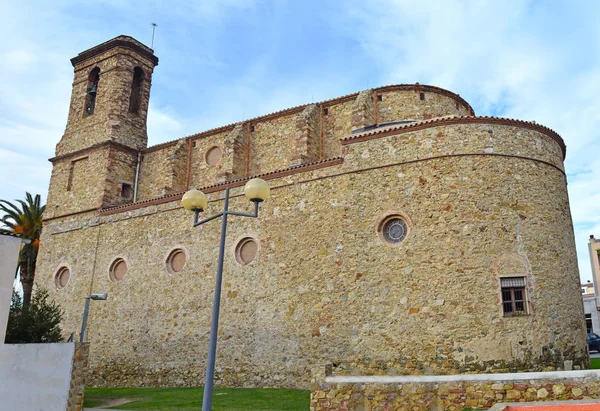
0,193,45,307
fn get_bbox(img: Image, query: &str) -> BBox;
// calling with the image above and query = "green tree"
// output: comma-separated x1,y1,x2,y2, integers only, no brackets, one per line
0,193,45,306
5,287,63,343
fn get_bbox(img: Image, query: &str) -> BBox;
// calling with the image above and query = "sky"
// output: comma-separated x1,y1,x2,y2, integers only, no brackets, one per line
0,0,599,282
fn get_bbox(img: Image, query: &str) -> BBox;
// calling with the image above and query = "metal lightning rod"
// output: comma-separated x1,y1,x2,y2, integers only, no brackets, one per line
151,23,158,49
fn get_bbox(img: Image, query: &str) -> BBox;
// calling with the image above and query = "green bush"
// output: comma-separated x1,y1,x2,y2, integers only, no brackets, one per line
5,287,63,343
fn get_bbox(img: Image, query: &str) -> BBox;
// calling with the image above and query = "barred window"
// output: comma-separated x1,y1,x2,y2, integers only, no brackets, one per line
501,277,526,316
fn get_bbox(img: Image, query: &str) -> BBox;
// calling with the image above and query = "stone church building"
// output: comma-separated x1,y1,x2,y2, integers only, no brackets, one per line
36,35,587,388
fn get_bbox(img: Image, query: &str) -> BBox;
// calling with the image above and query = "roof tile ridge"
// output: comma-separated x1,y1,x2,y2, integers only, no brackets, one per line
143,84,474,152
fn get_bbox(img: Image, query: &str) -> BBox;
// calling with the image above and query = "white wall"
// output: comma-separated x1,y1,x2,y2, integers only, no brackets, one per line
0,343,76,411
0,234,22,340
583,295,600,335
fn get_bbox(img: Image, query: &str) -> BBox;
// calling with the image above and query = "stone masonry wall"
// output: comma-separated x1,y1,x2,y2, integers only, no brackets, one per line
250,112,299,175
45,148,111,219
377,88,471,123
323,99,353,159
67,342,90,411
103,147,138,207
131,86,470,199
311,373,600,411
36,115,585,389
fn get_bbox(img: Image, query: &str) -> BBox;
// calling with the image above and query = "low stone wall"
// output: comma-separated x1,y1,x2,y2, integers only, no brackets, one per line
311,368,600,411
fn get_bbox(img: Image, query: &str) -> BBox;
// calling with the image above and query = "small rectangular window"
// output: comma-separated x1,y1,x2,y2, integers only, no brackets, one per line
323,107,329,115
377,94,383,102
121,183,133,199
250,124,255,132
419,92,425,101
501,277,527,316
586,313,593,333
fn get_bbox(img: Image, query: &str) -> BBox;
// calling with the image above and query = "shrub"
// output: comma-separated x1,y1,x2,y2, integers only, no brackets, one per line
5,287,63,343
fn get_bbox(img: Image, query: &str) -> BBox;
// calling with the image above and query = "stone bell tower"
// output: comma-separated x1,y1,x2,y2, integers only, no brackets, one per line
45,36,159,219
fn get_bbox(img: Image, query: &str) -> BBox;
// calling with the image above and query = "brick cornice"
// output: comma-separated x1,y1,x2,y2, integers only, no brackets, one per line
49,141,139,163
341,116,566,160
98,157,344,216
71,36,158,67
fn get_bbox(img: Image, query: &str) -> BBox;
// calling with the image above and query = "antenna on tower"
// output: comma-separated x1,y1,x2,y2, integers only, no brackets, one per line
151,23,158,49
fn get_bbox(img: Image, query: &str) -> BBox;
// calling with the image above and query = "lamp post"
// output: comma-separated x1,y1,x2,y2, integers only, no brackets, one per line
182,178,270,411
79,293,108,342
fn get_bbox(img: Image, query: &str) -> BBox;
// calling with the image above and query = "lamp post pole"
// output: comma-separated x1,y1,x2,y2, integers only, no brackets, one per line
183,181,268,411
79,297,91,343
201,189,229,411
79,293,108,342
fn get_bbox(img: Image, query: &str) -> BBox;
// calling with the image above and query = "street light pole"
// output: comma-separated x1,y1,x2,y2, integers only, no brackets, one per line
182,179,270,411
79,297,91,343
79,293,108,342
201,188,229,411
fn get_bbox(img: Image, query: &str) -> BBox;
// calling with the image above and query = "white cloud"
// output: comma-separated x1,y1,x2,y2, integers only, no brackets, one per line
1,0,599,285
339,0,600,281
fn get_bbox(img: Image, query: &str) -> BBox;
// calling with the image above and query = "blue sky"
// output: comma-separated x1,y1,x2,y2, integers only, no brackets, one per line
1,0,599,282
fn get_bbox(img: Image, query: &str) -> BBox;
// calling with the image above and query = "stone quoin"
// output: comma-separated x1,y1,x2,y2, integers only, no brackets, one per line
35,35,587,388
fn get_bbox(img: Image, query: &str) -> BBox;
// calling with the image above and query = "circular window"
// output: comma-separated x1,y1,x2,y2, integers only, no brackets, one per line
378,216,409,244
109,258,128,282
55,267,70,289
205,146,223,166
166,249,187,273
235,237,258,265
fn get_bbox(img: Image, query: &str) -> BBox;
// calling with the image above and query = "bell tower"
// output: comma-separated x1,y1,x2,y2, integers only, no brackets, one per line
57,35,159,156
45,36,159,219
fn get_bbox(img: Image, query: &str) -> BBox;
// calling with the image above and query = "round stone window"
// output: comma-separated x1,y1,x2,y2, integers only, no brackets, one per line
378,216,409,244
109,258,128,282
55,267,70,289
205,146,223,167
166,249,187,273
235,237,258,265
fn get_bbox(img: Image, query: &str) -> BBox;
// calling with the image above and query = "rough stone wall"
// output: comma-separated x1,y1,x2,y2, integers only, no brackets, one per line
102,147,138,207
136,149,170,201
45,148,110,219
250,112,299,175
323,99,353,159
162,140,189,195
311,375,600,411
37,117,585,389
291,104,321,166
377,88,470,122
67,342,90,411
213,124,247,182
352,89,375,132
135,139,189,200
